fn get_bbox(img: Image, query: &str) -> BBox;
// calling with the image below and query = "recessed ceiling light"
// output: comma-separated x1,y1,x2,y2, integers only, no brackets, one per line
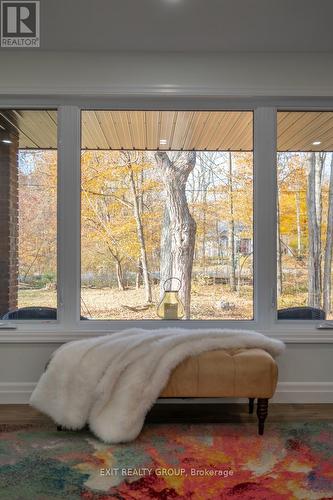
160,139,167,145
312,141,321,146
2,139,12,144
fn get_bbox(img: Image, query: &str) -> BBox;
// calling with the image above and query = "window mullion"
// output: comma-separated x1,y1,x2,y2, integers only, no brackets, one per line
57,106,81,328
254,107,277,330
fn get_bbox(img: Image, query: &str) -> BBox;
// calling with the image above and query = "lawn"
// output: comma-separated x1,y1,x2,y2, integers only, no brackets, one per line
18,279,330,320
18,284,254,320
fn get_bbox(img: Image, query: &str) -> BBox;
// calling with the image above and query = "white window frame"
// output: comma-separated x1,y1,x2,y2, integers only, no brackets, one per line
0,98,333,344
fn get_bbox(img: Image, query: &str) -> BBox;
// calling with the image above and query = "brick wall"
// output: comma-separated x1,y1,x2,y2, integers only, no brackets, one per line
0,127,19,317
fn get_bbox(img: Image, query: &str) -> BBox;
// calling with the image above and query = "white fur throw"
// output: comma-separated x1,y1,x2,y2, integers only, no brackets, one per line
30,328,285,443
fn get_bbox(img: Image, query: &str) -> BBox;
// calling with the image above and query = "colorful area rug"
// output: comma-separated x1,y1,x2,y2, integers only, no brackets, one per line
0,422,333,499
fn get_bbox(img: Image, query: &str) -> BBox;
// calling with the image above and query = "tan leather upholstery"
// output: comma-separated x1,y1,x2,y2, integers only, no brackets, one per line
160,348,278,399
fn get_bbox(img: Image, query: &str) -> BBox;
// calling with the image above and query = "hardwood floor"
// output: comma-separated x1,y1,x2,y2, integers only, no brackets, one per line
1,403,333,426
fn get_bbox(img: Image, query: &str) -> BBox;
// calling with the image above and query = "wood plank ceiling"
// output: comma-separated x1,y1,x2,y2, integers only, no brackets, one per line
1,110,333,151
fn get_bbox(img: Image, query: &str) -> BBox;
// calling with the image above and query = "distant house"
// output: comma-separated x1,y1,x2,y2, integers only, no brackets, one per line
199,221,252,260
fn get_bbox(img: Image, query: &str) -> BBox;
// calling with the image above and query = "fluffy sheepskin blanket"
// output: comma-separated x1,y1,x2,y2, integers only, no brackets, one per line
30,328,285,443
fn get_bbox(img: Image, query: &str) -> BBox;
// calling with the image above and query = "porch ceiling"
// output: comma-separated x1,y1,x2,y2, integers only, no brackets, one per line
1,110,333,152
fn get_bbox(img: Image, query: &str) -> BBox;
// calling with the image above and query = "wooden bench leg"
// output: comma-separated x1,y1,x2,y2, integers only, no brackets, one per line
257,398,268,435
248,398,255,414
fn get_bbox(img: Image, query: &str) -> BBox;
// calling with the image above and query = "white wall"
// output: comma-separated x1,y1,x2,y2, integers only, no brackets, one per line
0,50,333,404
0,342,333,404
0,51,333,98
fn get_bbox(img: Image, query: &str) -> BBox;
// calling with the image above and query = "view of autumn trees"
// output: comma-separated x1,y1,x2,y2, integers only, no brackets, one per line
18,150,57,308
16,147,333,320
278,151,333,318
80,150,253,319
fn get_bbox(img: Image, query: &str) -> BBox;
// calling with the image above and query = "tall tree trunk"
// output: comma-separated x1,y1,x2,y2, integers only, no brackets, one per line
295,190,302,258
201,163,208,266
115,258,125,291
323,154,333,315
211,176,222,264
128,167,152,303
202,199,207,266
277,193,283,296
155,151,197,319
106,242,125,291
136,258,143,289
228,153,236,292
307,153,322,308
159,206,172,293
216,221,222,263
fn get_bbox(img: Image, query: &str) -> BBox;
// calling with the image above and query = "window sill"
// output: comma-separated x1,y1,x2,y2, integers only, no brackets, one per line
0,327,332,344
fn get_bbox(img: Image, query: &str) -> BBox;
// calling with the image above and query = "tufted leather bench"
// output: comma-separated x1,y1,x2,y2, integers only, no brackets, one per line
160,348,278,435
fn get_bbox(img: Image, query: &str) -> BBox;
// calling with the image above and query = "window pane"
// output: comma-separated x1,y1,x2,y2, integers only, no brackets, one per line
0,110,57,320
277,111,333,320
81,111,253,320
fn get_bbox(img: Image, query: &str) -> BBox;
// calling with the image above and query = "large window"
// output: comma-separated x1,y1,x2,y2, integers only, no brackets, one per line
0,110,57,320
80,111,253,320
277,112,333,320
1,105,332,335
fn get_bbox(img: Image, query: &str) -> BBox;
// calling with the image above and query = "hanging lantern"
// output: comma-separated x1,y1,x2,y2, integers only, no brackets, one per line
157,277,185,320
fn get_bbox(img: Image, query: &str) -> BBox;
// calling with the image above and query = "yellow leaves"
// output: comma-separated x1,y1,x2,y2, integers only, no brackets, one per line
81,150,257,277
142,178,161,193
279,191,307,235
18,150,58,277
277,152,333,257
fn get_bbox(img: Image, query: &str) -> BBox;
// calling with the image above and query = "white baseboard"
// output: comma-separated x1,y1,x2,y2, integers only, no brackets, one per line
272,382,333,403
0,383,36,404
1,382,333,404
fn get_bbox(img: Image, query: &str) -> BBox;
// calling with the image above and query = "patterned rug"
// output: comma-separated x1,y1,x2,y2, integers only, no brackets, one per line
1,422,333,499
